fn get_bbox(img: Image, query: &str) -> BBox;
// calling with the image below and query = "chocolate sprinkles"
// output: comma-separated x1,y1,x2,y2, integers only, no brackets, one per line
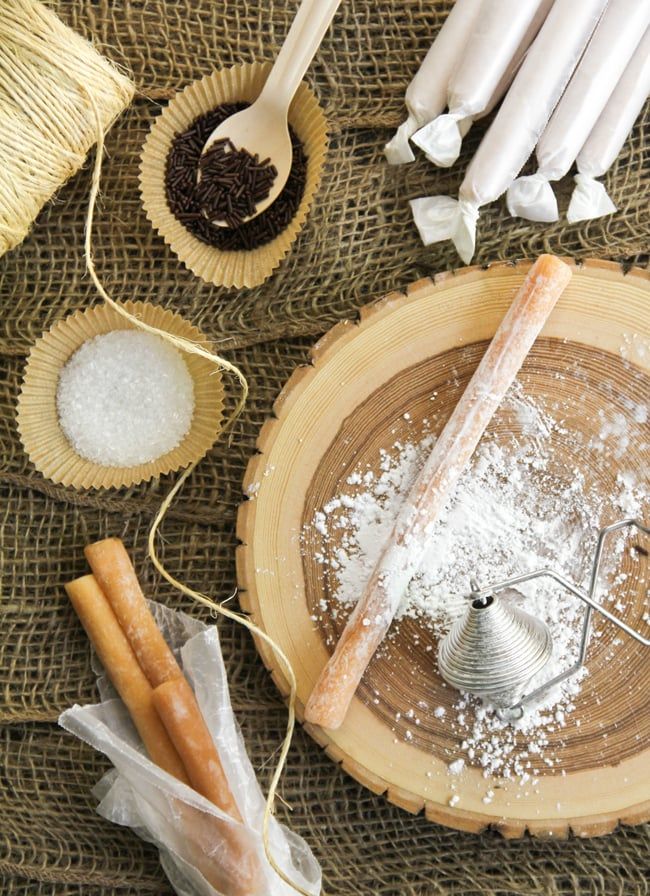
165,103,308,251
197,139,278,229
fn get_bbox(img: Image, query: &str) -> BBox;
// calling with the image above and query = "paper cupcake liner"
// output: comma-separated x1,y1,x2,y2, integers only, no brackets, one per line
17,301,225,490
139,61,328,289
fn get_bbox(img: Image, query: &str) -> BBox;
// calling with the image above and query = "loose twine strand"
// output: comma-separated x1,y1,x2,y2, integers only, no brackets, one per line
83,98,310,896
7,2,310,884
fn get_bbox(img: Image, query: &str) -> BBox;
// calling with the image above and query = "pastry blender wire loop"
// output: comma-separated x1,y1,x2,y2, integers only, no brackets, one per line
469,518,650,721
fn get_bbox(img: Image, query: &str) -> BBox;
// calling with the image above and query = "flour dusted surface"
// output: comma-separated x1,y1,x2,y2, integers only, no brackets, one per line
306,384,646,782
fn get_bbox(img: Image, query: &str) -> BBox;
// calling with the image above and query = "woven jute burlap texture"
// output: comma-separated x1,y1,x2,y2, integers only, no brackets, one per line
1,2,648,894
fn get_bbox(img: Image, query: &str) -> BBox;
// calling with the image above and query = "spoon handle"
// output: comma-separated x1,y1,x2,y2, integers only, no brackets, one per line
261,0,343,109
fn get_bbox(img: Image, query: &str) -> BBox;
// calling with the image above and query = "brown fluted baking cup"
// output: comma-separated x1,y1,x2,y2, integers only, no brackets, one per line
17,301,224,490
139,61,328,289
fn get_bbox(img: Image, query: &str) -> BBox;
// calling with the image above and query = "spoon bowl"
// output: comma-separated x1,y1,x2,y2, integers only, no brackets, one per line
200,100,293,225
199,0,342,227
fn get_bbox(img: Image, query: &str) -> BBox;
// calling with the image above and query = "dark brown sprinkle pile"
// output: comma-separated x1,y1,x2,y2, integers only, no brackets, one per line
197,138,278,229
165,102,308,251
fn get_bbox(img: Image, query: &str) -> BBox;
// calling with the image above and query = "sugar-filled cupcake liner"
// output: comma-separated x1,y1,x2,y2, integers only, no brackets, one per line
17,301,225,490
139,62,328,289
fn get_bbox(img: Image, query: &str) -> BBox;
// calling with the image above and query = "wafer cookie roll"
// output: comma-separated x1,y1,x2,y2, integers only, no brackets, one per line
178,803,264,896
304,255,572,730
65,574,189,783
85,538,243,823
567,28,650,224
62,580,270,896
507,0,650,223
384,0,482,164
152,676,243,823
85,538,183,687
412,0,553,168
410,0,607,263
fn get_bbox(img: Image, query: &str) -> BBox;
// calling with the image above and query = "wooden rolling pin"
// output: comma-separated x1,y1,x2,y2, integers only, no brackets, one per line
304,254,573,730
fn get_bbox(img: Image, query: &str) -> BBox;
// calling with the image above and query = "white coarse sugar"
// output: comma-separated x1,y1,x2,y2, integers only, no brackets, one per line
57,330,194,467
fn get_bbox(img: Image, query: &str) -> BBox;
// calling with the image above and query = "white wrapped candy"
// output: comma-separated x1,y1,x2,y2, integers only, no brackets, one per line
412,0,553,168
410,0,608,264
384,0,482,165
508,0,650,223
567,27,650,224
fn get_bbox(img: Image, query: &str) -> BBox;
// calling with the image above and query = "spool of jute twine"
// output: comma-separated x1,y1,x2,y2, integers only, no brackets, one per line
0,0,134,257
5,2,310,893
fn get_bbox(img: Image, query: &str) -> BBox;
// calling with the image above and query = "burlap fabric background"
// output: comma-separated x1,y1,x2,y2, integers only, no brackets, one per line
1,2,648,893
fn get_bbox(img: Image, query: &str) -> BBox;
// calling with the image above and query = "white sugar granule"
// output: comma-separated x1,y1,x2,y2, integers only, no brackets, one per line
306,385,647,779
57,330,194,467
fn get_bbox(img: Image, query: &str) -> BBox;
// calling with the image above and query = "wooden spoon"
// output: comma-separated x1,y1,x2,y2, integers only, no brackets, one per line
200,0,342,226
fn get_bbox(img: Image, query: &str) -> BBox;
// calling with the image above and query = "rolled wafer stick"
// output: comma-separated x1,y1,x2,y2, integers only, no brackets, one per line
152,676,243,823
305,255,573,730
84,539,243,822
65,574,190,783
84,538,182,687
179,802,264,896
68,575,261,894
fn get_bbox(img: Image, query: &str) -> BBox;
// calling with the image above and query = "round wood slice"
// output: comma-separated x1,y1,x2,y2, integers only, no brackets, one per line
237,259,650,838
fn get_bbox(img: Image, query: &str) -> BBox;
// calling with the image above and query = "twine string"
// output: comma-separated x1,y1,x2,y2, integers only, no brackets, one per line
83,95,311,896
0,0,134,254
6,4,310,883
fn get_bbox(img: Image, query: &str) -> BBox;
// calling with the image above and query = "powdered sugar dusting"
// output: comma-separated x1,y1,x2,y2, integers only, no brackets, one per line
305,384,647,781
